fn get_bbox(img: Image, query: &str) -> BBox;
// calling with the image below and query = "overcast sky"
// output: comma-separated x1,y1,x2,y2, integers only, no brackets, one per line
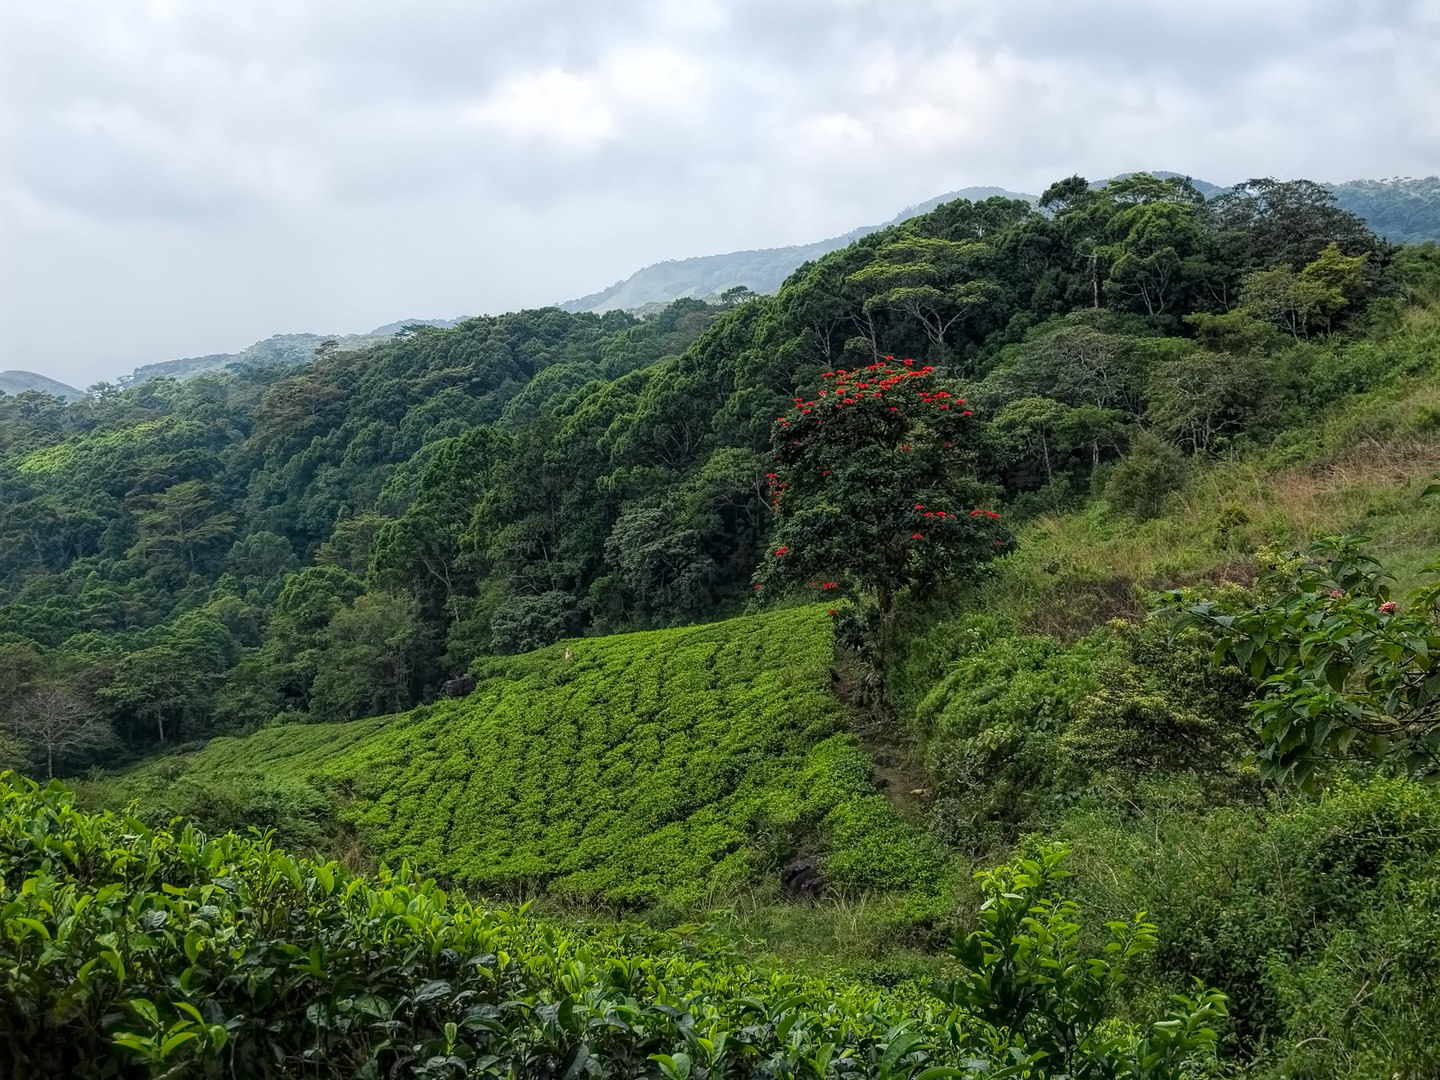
2,0,1437,387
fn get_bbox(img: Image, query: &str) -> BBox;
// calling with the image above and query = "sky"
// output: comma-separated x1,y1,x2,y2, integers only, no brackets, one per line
2,0,1438,388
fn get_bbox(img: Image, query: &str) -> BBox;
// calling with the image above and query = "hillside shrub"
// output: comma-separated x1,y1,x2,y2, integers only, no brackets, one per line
1104,433,1187,522
1057,776,1440,1076
914,633,1114,853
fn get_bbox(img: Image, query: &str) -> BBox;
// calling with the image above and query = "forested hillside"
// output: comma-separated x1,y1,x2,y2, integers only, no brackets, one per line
0,370,83,401
559,185,1033,313
559,174,1438,316
2,173,1410,764
7,171,1440,1077
120,319,468,388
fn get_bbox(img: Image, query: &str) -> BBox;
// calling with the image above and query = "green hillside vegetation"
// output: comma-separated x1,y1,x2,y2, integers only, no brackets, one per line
0,776,1227,1079
560,175,1437,317
84,607,939,910
559,186,1033,314
1330,176,1440,246
120,321,467,388
8,172,1440,1077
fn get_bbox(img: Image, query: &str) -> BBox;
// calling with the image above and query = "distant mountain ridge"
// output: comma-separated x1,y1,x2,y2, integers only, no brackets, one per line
0,370,84,401
559,185,1034,315
31,173,1437,395
559,174,1440,315
121,318,466,386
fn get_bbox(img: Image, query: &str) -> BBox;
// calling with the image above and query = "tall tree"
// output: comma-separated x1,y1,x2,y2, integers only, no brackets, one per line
848,237,1000,358
755,358,1006,618
10,684,116,779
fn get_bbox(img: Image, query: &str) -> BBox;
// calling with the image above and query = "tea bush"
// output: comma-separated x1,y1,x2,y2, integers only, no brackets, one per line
93,607,942,909
0,777,1226,1079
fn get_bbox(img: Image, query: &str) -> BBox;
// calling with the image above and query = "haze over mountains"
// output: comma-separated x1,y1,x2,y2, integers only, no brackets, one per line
0,370,87,401
559,175,1439,315
5,174,1437,401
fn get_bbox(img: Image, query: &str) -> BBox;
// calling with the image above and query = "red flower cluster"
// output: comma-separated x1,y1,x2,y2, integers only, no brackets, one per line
969,509,1003,521
1381,601,1398,614
765,471,787,510
775,546,790,556
774,359,968,437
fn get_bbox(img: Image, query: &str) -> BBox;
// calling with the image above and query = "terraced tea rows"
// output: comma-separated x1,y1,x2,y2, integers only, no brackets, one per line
104,606,936,907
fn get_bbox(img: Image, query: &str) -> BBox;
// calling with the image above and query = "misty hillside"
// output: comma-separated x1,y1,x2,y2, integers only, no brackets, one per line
1330,176,1440,245
561,175,1440,315
559,185,1035,314
100,176,1439,391
121,318,466,386
0,369,84,400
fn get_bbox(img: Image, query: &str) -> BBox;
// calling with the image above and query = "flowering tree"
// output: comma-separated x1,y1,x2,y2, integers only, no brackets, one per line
753,358,1007,618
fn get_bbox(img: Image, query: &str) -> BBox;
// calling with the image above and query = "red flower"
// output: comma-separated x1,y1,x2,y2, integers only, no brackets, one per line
1381,601,1398,614
775,546,790,556
912,533,924,540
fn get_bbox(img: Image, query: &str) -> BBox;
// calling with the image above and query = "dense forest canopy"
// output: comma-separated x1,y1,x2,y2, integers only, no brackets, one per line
0,173,1423,768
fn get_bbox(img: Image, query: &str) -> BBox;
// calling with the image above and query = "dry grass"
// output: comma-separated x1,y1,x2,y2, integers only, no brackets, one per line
987,365,1440,624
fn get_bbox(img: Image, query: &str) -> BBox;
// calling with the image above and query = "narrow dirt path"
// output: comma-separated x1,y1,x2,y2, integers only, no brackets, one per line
830,654,933,823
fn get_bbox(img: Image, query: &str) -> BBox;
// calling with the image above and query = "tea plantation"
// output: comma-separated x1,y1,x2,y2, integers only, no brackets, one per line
0,776,1224,1078
93,607,940,908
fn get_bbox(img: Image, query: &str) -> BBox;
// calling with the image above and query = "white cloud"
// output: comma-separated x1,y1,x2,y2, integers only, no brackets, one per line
467,69,616,147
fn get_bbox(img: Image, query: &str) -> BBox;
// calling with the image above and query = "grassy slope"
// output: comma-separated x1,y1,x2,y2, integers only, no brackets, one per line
92,606,939,911
1002,297,1440,634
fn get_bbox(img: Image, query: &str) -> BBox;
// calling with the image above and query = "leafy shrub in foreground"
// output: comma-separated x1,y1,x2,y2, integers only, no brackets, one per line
0,777,1224,1078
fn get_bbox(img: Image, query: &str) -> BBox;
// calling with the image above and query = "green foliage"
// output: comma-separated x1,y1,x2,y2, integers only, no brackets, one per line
100,608,937,909
915,632,1112,852
1166,535,1440,785
1054,776,1440,1076
308,592,428,721
755,360,1007,617
1061,618,1256,791
0,777,1231,1079
939,843,1227,1080
1104,433,1187,521
486,591,580,655
0,174,1412,758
